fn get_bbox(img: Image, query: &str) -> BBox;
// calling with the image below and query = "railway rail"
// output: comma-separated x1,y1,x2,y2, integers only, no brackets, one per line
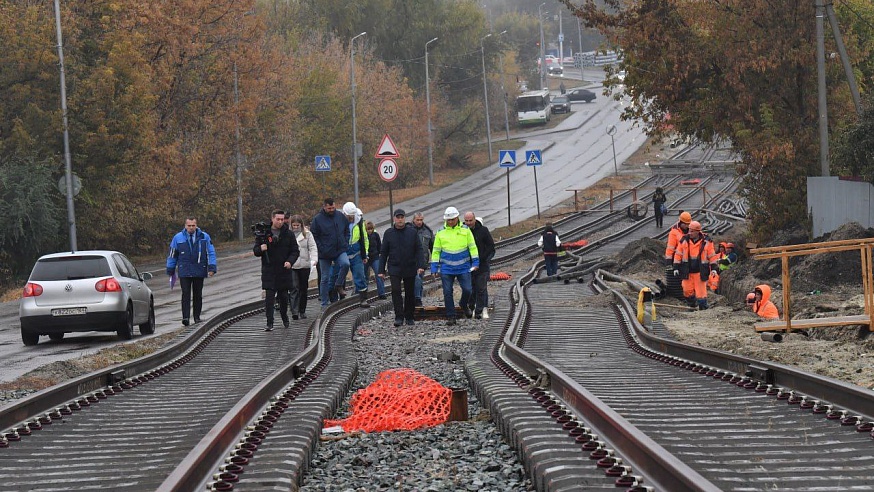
3,165,872,491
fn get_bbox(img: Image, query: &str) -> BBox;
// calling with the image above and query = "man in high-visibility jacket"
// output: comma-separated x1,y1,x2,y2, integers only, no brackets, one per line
673,221,718,310
431,206,479,326
665,211,692,265
747,284,780,320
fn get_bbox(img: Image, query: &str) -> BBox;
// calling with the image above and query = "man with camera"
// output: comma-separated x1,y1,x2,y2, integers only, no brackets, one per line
253,210,300,331
166,217,217,326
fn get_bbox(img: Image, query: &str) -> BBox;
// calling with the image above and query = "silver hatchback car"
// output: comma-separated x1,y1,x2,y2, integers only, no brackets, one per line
19,250,155,345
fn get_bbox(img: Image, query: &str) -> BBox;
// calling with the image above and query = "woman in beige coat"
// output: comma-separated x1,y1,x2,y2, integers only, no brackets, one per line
289,215,319,319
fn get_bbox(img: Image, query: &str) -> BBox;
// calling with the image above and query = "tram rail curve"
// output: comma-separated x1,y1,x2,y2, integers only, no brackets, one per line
466,177,874,490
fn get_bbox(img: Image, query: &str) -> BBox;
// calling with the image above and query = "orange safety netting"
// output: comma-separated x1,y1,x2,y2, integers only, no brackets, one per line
323,368,451,433
490,272,512,281
562,239,589,249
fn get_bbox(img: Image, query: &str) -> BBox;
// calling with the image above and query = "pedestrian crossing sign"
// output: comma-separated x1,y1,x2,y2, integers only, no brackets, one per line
526,150,542,166
315,155,331,172
498,150,516,168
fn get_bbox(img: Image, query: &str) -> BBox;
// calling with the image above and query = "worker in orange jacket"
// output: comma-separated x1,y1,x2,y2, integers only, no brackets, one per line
664,211,692,265
746,284,780,320
672,221,718,310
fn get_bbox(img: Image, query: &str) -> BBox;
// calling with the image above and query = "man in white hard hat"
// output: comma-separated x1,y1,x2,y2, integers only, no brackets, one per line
431,206,479,326
341,202,370,307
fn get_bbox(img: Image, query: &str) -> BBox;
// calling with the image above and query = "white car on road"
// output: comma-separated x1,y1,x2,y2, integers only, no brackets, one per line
19,250,155,345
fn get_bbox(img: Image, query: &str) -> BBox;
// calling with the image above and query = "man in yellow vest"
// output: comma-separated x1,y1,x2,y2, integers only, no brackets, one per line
431,207,479,325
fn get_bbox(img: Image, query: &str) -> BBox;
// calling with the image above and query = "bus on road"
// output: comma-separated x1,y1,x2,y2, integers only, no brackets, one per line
516,89,551,126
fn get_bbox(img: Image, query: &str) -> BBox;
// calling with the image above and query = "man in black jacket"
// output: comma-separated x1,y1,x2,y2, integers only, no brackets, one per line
310,198,351,307
464,212,496,319
254,210,300,331
379,209,426,326
411,212,434,306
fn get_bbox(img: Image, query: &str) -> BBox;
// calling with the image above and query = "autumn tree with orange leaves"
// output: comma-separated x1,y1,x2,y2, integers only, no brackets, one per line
0,0,443,276
566,0,872,241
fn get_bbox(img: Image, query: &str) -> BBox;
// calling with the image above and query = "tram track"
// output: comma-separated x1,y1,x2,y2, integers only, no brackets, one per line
0,169,738,491
6,160,871,491
470,178,874,491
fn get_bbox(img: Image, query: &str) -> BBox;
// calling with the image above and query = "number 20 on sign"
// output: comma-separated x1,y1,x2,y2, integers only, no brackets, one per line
378,158,398,182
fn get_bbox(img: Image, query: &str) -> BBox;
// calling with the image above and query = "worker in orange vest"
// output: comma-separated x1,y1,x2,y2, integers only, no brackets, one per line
664,211,692,265
746,284,780,320
673,220,718,310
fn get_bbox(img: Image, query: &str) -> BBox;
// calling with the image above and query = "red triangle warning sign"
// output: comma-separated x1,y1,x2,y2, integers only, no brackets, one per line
374,134,400,159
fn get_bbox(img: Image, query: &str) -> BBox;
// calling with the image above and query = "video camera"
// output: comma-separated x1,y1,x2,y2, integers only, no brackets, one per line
251,221,271,245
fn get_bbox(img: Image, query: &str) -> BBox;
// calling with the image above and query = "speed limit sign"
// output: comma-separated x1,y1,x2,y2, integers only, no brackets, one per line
378,158,398,182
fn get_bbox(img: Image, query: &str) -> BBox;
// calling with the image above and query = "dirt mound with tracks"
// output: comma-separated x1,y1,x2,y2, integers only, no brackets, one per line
605,222,874,390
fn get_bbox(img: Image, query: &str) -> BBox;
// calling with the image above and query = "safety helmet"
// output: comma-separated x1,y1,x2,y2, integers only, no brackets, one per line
689,221,702,232
443,206,460,220
719,241,728,250
725,242,734,250
342,202,357,216
679,212,692,224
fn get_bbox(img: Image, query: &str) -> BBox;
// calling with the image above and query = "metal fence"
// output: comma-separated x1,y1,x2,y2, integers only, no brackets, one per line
808,176,874,237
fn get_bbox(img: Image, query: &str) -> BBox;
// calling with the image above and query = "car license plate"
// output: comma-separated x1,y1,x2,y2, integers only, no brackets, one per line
51,307,87,316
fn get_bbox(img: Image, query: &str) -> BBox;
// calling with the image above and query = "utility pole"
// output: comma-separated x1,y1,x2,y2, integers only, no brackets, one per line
538,3,547,90
233,61,244,241
425,37,438,186
559,10,564,65
53,0,77,252
815,0,829,177
499,51,510,141
350,32,366,204
481,33,494,164
577,18,583,61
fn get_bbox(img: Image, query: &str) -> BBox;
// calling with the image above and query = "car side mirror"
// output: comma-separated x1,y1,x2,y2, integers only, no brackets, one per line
141,272,153,281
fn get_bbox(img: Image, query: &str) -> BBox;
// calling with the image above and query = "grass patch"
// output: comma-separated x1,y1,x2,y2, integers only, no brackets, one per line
0,329,183,391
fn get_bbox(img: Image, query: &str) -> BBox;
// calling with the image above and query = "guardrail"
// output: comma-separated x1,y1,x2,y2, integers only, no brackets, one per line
574,50,622,68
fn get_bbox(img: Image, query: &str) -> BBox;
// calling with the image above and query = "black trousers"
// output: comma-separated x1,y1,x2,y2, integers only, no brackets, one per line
469,268,489,314
655,209,664,228
290,268,311,315
179,276,204,321
264,288,289,325
389,275,416,322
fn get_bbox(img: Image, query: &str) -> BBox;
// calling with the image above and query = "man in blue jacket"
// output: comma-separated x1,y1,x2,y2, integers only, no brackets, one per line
166,217,217,326
310,198,351,307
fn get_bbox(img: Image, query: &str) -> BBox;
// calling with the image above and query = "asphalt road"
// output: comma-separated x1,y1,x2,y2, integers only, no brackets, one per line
0,74,644,385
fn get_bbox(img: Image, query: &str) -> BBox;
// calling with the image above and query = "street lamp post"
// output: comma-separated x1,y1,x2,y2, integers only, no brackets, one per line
481,33,493,164
607,125,618,176
350,31,366,204
53,0,77,252
425,37,438,186
538,3,547,90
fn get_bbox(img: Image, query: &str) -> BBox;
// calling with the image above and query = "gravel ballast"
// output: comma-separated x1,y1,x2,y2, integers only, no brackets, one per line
299,297,532,492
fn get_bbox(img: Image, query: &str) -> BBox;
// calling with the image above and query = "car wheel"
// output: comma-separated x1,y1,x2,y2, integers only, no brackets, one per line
21,329,39,346
118,304,134,340
139,300,155,335
49,333,65,341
